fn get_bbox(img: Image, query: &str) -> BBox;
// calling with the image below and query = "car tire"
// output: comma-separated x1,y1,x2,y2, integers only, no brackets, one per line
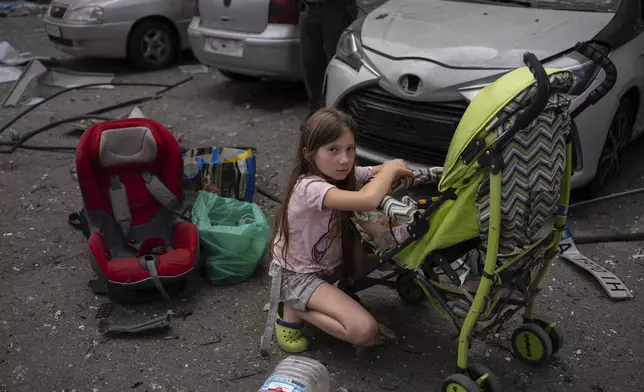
218,69,259,82
127,19,178,71
581,97,635,197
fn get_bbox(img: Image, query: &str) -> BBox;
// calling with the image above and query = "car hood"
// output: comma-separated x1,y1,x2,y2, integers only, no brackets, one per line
361,0,615,68
51,0,122,7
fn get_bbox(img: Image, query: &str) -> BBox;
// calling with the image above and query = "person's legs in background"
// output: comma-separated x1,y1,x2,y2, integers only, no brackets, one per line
322,1,352,65
319,1,352,108
299,3,326,113
300,1,356,123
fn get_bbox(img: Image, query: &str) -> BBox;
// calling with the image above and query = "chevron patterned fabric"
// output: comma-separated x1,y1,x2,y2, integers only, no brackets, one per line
389,167,444,195
378,194,419,224
477,72,575,255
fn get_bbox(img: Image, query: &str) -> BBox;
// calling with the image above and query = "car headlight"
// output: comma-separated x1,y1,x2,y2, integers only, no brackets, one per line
335,28,365,71
544,46,607,96
458,45,609,102
66,6,104,23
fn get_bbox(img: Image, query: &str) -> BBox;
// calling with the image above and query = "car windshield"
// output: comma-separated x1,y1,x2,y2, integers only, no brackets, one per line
457,0,621,12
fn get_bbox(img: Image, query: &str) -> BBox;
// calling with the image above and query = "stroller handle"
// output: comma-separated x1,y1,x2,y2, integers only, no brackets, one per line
492,53,551,151
570,41,617,120
523,52,551,100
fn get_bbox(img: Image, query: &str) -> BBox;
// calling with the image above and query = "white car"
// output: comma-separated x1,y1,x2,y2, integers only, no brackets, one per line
325,0,644,193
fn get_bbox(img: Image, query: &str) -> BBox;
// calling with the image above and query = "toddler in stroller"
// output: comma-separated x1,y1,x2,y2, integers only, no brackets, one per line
339,41,617,391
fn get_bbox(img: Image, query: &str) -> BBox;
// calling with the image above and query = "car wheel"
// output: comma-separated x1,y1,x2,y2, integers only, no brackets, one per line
127,19,178,71
583,97,635,196
218,69,259,82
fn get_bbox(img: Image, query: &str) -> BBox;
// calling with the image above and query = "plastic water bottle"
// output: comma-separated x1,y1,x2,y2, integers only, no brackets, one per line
258,356,329,392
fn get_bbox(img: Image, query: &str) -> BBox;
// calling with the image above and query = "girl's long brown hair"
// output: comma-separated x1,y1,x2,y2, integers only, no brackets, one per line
272,108,359,276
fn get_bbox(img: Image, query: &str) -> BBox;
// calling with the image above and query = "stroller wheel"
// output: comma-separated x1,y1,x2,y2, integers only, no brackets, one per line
530,315,564,354
466,361,502,392
441,374,479,392
511,323,553,367
395,274,425,305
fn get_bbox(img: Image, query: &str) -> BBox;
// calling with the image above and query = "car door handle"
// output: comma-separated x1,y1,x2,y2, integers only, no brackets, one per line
221,15,232,21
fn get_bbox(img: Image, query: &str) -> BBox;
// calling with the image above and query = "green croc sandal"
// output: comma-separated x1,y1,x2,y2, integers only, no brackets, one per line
275,304,309,353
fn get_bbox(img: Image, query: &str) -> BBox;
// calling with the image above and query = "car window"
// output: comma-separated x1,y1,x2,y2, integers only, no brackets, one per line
453,0,621,12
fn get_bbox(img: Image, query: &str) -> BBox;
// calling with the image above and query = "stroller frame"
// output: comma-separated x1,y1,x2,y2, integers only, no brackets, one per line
342,42,617,391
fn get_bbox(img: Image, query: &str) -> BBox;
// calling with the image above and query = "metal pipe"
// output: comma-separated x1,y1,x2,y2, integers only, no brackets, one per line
573,232,644,244
569,187,644,209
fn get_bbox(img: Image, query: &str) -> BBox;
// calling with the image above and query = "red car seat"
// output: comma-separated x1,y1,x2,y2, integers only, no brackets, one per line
75,118,200,303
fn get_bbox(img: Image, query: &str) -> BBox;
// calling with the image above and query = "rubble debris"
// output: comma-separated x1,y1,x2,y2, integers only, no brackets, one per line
0,41,54,66
38,69,115,89
127,106,146,119
0,42,21,64
62,106,145,133
199,337,221,346
64,118,101,133
0,2,47,17
229,369,266,381
0,65,21,84
98,310,173,335
24,97,44,106
559,229,633,300
0,75,193,138
178,64,210,75
2,59,47,107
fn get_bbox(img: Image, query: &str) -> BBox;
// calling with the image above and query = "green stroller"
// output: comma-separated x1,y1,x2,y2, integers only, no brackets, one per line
343,42,617,392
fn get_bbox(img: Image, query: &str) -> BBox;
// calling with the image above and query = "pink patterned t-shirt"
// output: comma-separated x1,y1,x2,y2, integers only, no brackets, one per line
272,166,373,275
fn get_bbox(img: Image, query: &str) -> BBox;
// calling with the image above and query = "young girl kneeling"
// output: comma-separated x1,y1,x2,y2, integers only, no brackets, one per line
267,108,412,353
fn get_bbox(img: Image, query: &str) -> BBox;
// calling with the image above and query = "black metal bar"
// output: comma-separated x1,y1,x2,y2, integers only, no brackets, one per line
414,272,463,331
570,41,618,120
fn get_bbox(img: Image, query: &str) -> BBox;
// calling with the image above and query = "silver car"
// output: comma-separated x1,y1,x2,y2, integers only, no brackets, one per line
186,0,383,81
326,0,644,193
187,0,302,81
42,0,194,70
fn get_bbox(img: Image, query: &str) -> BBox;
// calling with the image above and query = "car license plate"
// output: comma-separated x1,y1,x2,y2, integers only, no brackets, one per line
204,38,243,57
45,24,62,38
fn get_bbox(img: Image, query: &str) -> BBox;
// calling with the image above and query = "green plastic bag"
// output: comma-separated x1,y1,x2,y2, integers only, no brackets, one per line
191,190,271,285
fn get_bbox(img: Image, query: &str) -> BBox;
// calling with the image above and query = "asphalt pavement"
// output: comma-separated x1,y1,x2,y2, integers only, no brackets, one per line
1,15,643,392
